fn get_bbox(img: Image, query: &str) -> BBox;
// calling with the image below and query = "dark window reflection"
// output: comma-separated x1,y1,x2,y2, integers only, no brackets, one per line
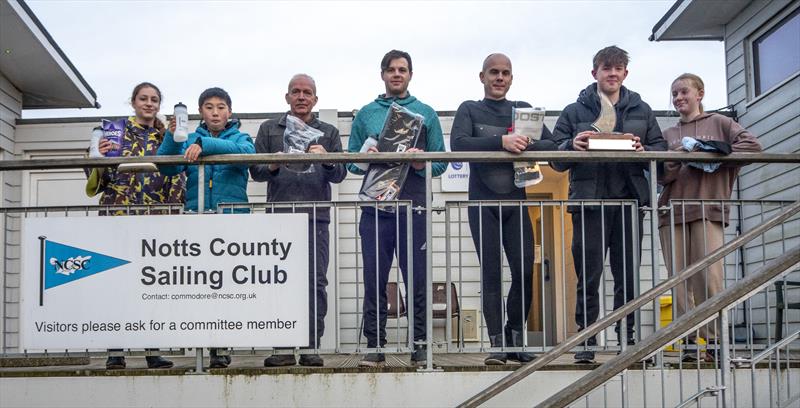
753,8,800,96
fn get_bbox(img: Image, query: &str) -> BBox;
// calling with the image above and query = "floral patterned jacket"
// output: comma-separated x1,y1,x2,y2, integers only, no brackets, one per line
87,117,185,213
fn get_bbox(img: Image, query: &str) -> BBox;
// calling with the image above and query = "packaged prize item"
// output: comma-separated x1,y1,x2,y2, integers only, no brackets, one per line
359,103,424,202
511,106,545,188
101,119,125,157
283,115,323,173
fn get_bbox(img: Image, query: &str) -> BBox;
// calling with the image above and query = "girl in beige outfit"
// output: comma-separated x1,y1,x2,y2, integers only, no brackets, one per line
658,74,762,361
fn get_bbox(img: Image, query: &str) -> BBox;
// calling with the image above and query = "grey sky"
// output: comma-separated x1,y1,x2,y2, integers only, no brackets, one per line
23,0,726,119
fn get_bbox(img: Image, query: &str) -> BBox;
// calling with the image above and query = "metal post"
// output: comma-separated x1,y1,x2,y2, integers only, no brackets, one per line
405,202,412,351
195,164,205,373
649,159,662,367
719,309,731,408
334,206,341,353
445,205,453,352
424,160,434,371
197,164,205,215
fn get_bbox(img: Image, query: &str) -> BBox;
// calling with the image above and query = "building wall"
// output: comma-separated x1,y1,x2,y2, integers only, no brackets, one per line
0,72,22,352
724,0,800,340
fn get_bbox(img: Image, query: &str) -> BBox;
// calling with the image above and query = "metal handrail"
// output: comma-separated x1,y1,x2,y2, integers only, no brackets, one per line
730,330,800,366
675,386,725,408
0,151,797,171
458,199,800,408
536,244,799,408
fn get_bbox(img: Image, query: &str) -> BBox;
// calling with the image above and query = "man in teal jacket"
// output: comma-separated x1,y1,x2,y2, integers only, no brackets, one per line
158,87,255,213
347,50,445,368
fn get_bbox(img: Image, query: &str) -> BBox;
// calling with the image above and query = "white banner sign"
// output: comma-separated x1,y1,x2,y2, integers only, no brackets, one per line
441,136,470,192
21,214,309,350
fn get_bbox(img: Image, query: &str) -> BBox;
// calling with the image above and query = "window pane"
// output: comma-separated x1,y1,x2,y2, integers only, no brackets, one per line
754,8,800,95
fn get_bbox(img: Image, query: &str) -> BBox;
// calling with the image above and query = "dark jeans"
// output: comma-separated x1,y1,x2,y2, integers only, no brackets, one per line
307,220,330,348
468,205,534,337
360,207,427,348
572,206,644,345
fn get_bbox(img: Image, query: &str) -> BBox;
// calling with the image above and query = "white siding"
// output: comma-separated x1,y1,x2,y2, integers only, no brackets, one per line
724,0,800,341
0,73,22,352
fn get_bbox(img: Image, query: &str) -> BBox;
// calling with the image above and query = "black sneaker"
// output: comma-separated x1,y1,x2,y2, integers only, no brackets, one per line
484,352,507,365
411,345,427,367
105,356,126,370
507,351,536,363
209,350,231,369
574,350,595,363
209,355,229,369
358,353,385,367
264,354,297,367
299,354,324,367
145,356,174,369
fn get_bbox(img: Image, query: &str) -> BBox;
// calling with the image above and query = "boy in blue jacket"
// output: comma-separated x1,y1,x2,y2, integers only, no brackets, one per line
157,87,254,369
159,87,255,213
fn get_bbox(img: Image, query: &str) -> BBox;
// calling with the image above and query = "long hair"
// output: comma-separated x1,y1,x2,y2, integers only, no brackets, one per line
131,82,166,135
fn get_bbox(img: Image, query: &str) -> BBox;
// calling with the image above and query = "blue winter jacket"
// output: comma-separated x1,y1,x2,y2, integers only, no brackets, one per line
157,119,255,212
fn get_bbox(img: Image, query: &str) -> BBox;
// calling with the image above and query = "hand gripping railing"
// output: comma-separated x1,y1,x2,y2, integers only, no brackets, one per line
459,199,800,408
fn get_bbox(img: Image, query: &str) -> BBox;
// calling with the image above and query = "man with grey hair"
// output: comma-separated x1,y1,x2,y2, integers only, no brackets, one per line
250,74,346,367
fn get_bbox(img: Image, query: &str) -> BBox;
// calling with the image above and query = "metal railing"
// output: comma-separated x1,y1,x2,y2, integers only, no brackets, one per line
1,151,798,388
459,199,800,407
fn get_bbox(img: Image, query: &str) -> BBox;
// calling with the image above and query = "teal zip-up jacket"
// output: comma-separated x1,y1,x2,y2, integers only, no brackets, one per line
158,119,255,212
347,93,446,206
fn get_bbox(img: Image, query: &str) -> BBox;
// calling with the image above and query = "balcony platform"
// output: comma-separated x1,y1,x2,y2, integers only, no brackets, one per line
2,351,796,377
1,352,797,407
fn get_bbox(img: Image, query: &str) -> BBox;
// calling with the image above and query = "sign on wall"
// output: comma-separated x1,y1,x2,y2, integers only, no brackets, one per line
21,214,309,350
441,136,469,192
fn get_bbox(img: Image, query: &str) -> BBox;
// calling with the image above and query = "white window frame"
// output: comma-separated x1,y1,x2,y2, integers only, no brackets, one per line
745,1,800,105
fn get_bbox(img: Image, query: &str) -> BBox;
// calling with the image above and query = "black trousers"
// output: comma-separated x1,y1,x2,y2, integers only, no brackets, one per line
468,205,534,338
572,206,644,344
360,207,427,348
307,220,330,348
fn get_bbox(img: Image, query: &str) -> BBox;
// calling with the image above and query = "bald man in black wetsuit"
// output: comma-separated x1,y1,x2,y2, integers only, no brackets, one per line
450,54,556,365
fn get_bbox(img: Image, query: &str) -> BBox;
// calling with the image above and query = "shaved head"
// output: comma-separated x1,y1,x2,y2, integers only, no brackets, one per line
482,53,512,72
288,74,317,94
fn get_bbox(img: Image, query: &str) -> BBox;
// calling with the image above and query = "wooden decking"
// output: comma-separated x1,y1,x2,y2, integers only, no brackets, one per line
2,351,796,377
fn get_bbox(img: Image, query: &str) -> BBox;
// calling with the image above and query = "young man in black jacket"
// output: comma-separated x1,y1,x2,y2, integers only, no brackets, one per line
544,46,667,363
250,74,346,367
451,53,556,365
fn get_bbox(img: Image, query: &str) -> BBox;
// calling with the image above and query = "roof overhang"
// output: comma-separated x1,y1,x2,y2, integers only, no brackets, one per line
0,0,98,109
650,0,752,42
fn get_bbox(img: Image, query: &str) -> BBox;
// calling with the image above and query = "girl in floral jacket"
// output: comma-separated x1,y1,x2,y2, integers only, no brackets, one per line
85,82,185,369
86,82,185,214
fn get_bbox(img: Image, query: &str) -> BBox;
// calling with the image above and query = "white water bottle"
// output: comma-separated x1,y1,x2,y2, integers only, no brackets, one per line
89,126,103,158
173,102,189,143
354,135,378,171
